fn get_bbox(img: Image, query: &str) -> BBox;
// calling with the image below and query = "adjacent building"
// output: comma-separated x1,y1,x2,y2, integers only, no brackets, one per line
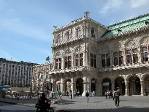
33,13,149,96
32,63,53,93
0,58,35,92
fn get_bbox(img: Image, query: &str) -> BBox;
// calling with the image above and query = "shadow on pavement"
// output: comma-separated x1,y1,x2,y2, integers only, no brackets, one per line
56,106,149,112
54,99,76,105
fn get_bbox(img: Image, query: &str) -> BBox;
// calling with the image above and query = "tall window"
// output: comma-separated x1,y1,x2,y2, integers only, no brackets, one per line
64,56,71,69
65,31,70,40
126,50,132,64
113,52,118,66
76,27,81,38
90,53,96,68
55,58,61,69
80,53,83,66
101,54,106,68
101,53,110,68
132,49,138,64
55,34,60,43
119,51,123,66
74,53,83,67
106,54,110,67
141,46,148,63
75,54,79,66
91,27,95,38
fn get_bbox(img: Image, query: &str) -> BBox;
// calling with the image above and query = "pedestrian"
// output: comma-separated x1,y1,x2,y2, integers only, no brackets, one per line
112,89,116,100
92,91,95,97
70,90,72,99
105,90,108,99
86,91,89,103
114,87,120,107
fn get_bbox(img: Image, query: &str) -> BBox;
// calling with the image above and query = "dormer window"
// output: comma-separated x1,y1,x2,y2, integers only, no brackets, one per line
91,27,95,37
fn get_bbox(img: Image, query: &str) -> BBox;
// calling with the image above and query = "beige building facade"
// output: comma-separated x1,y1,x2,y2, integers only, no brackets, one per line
0,58,35,92
33,13,149,96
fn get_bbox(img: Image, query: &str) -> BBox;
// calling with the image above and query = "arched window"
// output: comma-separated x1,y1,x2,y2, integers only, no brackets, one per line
91,27,95,37
132,49,138,64
141,46,148,63
74,53,83,67
64,56,71,69
90,53,96,68
55,34,60,43
65,31,70,40
113,52,118,66
76,27,81,38
126,49,132,64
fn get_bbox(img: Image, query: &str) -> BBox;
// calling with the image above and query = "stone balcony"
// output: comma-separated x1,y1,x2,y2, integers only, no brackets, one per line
49,66,87,75
99,62,149,72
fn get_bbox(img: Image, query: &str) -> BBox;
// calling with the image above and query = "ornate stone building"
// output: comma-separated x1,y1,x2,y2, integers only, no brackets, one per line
33,13,149,96
32,64,53,93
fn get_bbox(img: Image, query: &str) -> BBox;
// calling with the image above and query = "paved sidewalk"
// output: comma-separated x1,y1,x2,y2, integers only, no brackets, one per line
53,96,149,112
0,96,149,112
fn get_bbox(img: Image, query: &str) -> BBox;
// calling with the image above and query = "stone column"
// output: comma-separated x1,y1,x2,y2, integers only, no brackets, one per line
60,77,64,94
83,52,87,67
86,77,90,92
111,79,115,91
51,78,56,92
124,79,129,96
61,57,64,70
71,77,74,98
123,49,126,66
138,47,142,64
141,80,144,96
82,76,87,96
96,79,102,96
71,53,74,69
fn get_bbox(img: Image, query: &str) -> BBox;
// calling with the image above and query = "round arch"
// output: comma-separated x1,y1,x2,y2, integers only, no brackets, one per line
128,75,141,95
63,79,71,96
114,77,125,95
91,78,96,92
76,78,83,96
102,78,111,96
143,75,149,96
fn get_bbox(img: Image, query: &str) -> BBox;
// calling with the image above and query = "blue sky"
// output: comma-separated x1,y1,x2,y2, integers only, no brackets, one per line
0,0,149,64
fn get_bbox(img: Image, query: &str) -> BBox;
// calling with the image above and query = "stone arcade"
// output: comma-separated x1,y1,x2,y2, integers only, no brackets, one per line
33,13,149,96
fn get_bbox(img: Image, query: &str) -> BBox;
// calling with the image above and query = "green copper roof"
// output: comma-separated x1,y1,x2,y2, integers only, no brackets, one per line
102,13,149,39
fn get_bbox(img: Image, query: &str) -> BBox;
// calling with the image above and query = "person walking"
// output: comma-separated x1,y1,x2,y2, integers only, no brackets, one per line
114,87,120,107
70,90,72,99
86,91,89,103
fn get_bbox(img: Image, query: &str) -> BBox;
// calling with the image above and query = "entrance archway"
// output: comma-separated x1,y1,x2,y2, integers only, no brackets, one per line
129,76,141,95
91,79,96,92
115,77,125,95
64,79,71,95
76,78,83,96
144,75,149,96
102,78,111,95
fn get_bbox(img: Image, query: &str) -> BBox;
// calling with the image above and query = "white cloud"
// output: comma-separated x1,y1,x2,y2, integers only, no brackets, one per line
0,18,49,42
130,0,149,8
100,0,123,14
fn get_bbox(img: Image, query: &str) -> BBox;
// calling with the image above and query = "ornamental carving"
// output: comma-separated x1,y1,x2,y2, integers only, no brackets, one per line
140,36,149,45
65,48,71,54
55,51,61,56
125,38,139,49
